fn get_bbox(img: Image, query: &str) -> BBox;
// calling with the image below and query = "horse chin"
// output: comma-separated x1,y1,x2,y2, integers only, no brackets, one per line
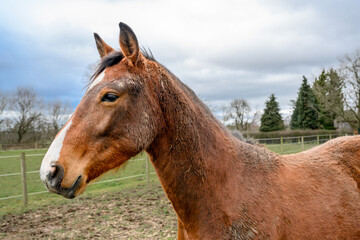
72,181,87,198
48,175,87,199
67,175,88,198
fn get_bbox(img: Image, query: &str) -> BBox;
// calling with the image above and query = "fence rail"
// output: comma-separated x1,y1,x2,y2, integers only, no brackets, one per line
0,153,45,159
0,170,40,177
0,158,146,177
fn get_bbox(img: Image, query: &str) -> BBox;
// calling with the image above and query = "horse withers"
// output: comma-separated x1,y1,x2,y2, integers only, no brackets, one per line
40,22,360,239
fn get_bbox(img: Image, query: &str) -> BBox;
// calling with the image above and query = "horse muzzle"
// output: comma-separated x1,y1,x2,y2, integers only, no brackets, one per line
42,163,83,199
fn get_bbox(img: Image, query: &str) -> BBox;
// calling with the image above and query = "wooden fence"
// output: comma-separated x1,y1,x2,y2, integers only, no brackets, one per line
0,152,151,208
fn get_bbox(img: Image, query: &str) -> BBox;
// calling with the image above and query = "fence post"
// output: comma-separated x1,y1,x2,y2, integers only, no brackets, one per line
301,136,304,151
35,141,38,149
329,134,332,140
317,134,320,145
146,154,149,184
280,137,283,154
20,152,28,208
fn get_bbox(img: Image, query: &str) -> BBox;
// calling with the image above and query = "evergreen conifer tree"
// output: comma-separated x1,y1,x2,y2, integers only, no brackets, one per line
260,94,285,132
290,76,320,129
313,68,343,129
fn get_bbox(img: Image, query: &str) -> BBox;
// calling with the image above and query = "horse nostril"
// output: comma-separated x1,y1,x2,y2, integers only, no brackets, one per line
46,163,64,186
50,164,58,177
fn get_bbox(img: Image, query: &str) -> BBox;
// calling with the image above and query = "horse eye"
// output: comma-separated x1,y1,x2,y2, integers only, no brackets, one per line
101,93,119,102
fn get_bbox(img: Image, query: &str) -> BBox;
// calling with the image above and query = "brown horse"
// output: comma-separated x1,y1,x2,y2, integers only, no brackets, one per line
40,22,360,239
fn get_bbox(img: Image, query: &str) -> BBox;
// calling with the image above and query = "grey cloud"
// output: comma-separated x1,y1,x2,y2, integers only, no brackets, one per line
0,0,359,119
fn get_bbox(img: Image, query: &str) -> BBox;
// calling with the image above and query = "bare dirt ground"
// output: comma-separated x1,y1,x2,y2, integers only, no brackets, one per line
0,183,177,239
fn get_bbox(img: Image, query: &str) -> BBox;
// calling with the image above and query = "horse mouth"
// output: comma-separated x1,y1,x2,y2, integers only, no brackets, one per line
46,175,83,199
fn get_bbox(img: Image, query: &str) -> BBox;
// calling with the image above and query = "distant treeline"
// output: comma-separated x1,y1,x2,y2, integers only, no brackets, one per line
0,87,72,144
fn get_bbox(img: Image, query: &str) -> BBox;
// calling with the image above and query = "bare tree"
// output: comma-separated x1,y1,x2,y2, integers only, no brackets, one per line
338,49,360,132
0,91,7,126
248,107,262,132
10,87,43,142
223,98,251,131
48,100,72,137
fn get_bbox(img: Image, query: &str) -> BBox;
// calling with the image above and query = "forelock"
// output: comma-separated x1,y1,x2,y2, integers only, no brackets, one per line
86,49,156,91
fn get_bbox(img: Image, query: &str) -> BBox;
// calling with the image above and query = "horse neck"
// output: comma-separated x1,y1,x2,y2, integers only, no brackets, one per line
147,68,235,170
146,68,250,232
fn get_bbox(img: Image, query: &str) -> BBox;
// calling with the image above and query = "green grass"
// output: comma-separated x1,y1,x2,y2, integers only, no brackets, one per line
265,142,319,154
0,141,322,216
0,149,158,216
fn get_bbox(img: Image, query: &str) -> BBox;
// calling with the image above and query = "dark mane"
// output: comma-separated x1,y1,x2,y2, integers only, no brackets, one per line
159,65,255,144
141,47,156,61
87,48,156,89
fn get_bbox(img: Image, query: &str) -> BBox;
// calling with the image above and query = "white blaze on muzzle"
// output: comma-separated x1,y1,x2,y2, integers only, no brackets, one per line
40,119,72,182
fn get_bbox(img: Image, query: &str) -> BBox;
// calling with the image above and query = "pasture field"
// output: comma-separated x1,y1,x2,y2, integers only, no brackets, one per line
265,142,318,154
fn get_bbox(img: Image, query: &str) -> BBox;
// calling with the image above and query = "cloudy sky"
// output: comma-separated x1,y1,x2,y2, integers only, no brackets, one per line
0,0,359,119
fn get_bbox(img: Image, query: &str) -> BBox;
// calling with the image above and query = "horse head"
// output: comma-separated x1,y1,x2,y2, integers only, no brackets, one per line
40,23,163,198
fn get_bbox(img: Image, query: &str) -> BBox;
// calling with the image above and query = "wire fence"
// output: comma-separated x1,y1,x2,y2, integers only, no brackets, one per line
0,151,153,209
256,133,350,154
0,133,353,209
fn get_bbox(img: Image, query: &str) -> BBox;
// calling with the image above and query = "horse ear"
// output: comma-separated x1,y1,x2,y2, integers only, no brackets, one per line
119,22,140,65
94,33,114,58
